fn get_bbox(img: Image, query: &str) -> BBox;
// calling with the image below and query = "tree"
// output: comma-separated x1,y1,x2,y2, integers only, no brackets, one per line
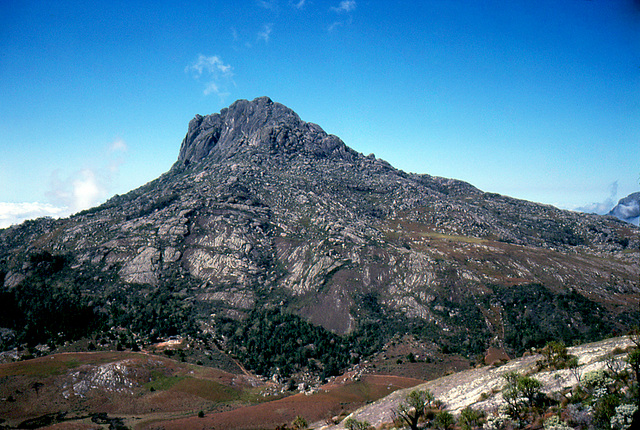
502,371,543,420
539,340,572,369
31,381,44,397
567,356,581,384
627,348,640,408
393,389,435,430
518,374,543,408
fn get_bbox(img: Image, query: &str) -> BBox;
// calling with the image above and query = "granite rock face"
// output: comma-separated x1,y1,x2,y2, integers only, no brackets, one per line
1,97,638,338
177,97,356,166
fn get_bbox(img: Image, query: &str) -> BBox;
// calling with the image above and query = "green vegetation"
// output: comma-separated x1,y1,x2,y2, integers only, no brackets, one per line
458,406,485,430
217,308,352,378
486,283,634,356
0,251,198,353
0,252,104,348
537,340,577,371
501,371,544,421
344,417,371,430
433,410,455,430
484,335,640,430
107,278,197,340
291,415,308,429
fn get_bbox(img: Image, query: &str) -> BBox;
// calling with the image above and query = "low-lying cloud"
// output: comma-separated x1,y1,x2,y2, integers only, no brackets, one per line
575,181,618,215
0,202,67,229
0,139,128,229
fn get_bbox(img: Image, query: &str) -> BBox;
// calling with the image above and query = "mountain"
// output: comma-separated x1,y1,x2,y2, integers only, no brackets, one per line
0,97,638,368
609,191,640,225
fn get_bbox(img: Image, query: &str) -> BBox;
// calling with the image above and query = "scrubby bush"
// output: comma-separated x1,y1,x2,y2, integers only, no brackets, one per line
543,415,571,430
484,412,511,430
343,417,370,430
433,410,454,430
291,415,307,429
502,371,544,420
458,406,485,430
610,404,637,430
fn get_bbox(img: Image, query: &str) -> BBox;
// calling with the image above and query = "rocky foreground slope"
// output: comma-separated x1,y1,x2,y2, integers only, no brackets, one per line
325,336,634,429
0,97,638,361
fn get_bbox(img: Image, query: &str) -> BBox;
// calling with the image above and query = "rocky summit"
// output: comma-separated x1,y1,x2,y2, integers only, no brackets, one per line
1,97,638,359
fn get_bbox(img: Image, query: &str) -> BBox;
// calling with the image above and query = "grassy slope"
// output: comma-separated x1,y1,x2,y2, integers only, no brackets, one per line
0,351,259,428
0,351,425,430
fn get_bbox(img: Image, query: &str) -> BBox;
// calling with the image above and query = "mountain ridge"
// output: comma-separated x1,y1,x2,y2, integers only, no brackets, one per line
0,97,637,363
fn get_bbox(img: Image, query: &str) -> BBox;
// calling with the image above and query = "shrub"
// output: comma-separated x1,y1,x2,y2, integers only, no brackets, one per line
502,371,543,419
459,406,485,430
610,404,638,430
543,415,571,430
291,415,307,430
434,410,455,430
344,417,370,430
484,412,511,430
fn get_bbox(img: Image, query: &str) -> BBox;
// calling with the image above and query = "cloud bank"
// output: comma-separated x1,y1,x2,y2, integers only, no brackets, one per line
0,202,67,229
575,181,618,215
0,139,129,229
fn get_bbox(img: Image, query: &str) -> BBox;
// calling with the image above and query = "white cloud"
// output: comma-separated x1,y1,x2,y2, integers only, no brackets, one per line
258,23,273,42
72,169,102,211
186,55,233,78
328,21,343,31
331,0,356,13
185,54,234,97
574,181,618,214
0,202,68,229
292,0,306,9
257,0,277,9
45,139,129,214
47,168,108,213
204,82,220,96
0,138,130,228
107,138,128,174
109,138,128,153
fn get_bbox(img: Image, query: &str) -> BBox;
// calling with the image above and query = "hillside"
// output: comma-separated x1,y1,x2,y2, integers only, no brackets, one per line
325,336,635,429
0,96,638,384
0,349,425,429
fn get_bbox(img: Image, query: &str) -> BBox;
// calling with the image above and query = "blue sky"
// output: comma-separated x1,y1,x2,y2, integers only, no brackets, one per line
1,0,638,227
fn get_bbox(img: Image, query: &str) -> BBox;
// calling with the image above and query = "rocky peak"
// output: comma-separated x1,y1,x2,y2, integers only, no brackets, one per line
176,96,357,166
